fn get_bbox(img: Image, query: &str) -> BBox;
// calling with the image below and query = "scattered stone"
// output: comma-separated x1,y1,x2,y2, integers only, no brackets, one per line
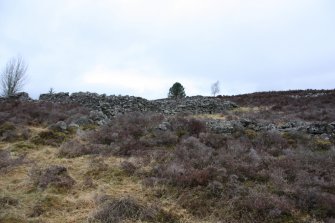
307,123,334,134
89,110,109,125
71,115,93,126
157,122,172,131
206,120,235,134
48,121,67,132
248,148,261,163
9,92,31,101
68,123,80,129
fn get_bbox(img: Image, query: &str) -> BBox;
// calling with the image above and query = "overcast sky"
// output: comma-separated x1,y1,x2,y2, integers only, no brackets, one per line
1,0,334,99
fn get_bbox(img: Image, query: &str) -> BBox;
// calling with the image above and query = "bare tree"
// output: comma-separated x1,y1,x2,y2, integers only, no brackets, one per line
211,80,220,96
1,56,28,97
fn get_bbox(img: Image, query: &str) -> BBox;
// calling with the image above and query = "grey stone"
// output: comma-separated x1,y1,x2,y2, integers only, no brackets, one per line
38,92,238,118
157,122,171,131
8,92,31,101
48,121,67,131
68,123,79,129
307,123,333,134
89,110,109,125
207,120,236,134
248,148,261,163
72,115,93,126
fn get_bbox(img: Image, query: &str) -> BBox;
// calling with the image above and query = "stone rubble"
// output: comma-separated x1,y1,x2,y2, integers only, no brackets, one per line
39,92,238,117
1,92,334,136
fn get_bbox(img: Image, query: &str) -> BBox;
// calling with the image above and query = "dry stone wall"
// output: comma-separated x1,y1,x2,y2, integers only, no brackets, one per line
39,92,238,117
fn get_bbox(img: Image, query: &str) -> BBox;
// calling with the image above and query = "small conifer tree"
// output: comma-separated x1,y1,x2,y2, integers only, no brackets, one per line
168,82,186,99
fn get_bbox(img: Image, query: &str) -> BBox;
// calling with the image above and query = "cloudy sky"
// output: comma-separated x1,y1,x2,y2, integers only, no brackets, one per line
1,0,334,99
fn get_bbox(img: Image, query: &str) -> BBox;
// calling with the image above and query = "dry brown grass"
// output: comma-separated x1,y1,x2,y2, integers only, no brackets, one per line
1,94,334,222
0,126,199,223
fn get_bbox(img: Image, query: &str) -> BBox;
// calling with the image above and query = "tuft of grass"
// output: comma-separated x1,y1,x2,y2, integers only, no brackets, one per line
0,122,16,135
58,139,101,158
0,149,25,171
31,130,68,146
89,196,179,223
28,194,63,218
244,129,258,139
28,165,76,190
312,138,333,151
11,141,36,152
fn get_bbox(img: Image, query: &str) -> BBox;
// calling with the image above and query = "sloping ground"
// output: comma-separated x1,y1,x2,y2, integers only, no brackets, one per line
220,89,335,122
1,91,335,223
0,126,194,223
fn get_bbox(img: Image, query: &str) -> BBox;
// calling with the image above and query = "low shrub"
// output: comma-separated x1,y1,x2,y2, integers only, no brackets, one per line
199,132,228,149
152,137,219,187
29,165,76,190
58,139,101,158
141,130,178,147
90,112,163,146
31,130,67,146
244,129,258,139
0,100,90,126
0,122,30,142
0,122,16,135
169,116,206,138
11,141,36,152
120,161,137,175
312,138,333,151
28,194,63,217
0,196,18,208
85,157,109,177
0,149,25,172
89,196,178,223
296,189,335,218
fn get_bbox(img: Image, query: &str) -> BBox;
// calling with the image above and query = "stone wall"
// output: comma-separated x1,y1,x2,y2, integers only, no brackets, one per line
39,92,238,117
152,96,238,115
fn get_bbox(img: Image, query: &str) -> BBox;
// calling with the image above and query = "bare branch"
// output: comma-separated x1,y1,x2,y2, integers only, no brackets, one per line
1,56,28,97
211,80,220,96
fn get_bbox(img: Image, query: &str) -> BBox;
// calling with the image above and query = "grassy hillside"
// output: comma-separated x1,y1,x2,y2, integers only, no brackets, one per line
0,91,334,223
